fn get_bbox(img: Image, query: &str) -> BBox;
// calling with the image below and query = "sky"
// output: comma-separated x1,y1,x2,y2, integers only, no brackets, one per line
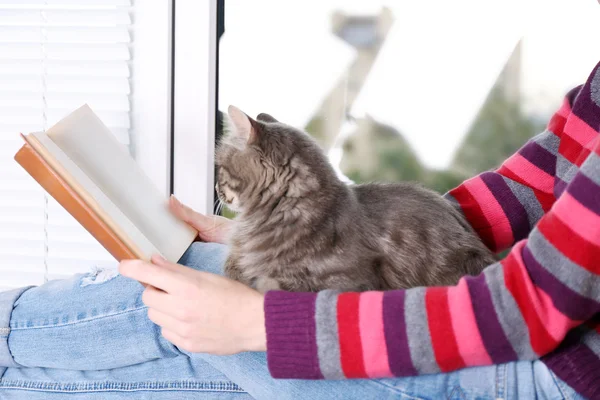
219,0,600,169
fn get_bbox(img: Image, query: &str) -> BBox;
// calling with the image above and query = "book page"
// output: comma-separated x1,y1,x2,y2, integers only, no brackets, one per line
44,105,197,263
27,132,156,260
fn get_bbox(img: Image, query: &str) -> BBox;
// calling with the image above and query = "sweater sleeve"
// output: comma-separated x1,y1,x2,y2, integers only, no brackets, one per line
442,96,573,253
264,79,600,379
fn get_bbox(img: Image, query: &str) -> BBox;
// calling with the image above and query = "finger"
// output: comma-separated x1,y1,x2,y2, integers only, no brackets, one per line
161,328,192,351
170,196,223,238
147,308,183,331
141,285,169,308
141,285,184,315
169,195,202,227
150,254,184,272
151,254,200,280
119,259,183,293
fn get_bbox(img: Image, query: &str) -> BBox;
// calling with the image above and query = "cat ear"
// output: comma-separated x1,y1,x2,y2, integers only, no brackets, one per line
227,105,259,143
256,113,278,123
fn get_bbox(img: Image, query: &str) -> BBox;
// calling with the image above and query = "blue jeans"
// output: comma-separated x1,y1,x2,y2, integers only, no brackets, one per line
0,242,585,399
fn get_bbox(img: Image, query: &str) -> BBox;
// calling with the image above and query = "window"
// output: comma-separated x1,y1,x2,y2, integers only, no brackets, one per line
219,1,600,195
0,0,175,291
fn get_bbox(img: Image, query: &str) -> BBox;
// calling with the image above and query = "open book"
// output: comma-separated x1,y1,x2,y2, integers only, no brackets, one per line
13,105,198,263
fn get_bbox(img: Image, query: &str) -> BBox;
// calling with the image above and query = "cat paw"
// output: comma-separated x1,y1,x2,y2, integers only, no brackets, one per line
254,277,281,294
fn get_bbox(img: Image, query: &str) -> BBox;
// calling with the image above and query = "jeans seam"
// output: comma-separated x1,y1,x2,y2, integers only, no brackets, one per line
0,380,246,393
495,364,506,400
10,306,148,331
448,386,467,400
548,370,571,400
368,379,427,400
504,363,508,399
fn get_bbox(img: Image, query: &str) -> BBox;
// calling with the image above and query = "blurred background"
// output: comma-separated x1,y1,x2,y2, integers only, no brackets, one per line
1,0,599,290
219,0,600,196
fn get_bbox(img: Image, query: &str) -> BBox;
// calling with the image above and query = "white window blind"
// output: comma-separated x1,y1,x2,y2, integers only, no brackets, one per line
0,0,133,291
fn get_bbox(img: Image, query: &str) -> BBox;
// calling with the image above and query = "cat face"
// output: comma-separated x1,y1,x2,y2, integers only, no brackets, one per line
215,106,330,214
215,106,293,213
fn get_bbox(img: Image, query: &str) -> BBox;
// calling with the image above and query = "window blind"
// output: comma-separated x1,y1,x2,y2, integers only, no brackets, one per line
0,0,133,291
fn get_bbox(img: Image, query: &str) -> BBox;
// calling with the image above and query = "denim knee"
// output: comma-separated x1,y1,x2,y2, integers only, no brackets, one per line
179,242,229,275
0,287,32,368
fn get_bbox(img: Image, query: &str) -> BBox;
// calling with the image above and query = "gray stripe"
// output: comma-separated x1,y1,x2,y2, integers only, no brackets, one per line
556,155,578,184
484,264,537,359
405,287,439,374
443,193,459,207
532,129,560,155
315,290,344,379
503,177,545,228
528,229,600,302
443,193,466,216
592,65,600,107
580,151,600,187
582,329,600,356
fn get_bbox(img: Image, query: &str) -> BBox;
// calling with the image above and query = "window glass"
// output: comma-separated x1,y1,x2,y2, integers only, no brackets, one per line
219,0,600,195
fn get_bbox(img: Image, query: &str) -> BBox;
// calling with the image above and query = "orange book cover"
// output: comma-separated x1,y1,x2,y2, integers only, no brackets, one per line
12,104,198,265
14,142,136,262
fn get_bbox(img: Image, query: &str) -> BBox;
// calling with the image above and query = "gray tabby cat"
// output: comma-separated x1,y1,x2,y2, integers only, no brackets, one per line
216,105,496,293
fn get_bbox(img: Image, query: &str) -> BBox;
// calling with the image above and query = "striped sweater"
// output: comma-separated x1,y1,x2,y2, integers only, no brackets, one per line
263,60,600,399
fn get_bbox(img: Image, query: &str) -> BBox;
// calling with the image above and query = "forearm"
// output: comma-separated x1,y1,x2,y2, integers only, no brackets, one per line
264,141,600,380
443,96,571,253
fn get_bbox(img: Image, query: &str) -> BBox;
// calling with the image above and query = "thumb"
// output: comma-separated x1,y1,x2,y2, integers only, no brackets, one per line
169,195,232,243
169,195,208,229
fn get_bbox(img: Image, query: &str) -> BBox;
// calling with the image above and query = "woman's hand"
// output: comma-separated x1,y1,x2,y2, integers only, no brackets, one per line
169,195,233,244
119,255,267,355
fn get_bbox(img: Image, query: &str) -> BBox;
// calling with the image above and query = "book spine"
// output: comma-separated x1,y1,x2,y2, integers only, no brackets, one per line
14,143,136,262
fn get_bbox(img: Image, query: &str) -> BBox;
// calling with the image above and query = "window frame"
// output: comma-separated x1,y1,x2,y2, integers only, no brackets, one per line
132,0,219,215
130,0,174,197
171,0,218,215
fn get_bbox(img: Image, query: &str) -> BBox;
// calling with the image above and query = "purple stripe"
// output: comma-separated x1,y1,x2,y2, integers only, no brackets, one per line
264,291,324,379
543,340,600,400
465,273,517,363
383,290,417,376
566,84,583,108
522,246,600,321
566,172,600,215
554,176,567,198
571,63,600,132
480,172,530,241
518,141,557,176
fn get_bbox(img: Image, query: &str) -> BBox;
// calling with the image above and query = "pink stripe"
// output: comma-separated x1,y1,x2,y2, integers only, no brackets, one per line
359,292,393,378
556,97,571,118
553,192,600,246
564,113,598,147
510,242,578,342
463,176,513,249
503,154,555,193
447,278,492,366
585,136,600,151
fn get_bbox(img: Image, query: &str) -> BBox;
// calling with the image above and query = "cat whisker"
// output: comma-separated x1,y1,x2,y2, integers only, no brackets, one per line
215,198,225,216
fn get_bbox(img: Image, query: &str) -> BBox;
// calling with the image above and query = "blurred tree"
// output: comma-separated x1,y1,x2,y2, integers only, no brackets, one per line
451,84,546,176
335,41,545,195
341,117,424,182
339,117,468,194
304,115,326,146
